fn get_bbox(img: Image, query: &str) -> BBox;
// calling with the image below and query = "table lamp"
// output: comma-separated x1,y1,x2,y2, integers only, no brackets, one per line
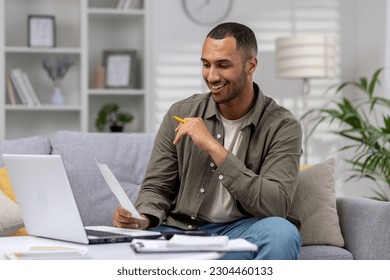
275,36,336,164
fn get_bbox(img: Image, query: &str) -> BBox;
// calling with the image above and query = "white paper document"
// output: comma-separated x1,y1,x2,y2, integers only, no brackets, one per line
95,159,144,220
130,236,258,253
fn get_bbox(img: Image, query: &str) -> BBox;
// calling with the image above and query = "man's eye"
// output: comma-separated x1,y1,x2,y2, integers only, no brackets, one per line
202,63,210,68
219,64,230,68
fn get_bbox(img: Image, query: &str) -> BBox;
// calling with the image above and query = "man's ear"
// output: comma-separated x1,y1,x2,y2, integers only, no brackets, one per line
247,57,257,74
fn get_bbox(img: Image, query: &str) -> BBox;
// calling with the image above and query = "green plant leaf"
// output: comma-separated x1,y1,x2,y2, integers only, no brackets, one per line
359,77,368,91
368,67,384,95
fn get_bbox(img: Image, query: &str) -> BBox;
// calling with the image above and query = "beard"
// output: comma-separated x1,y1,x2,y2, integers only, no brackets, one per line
209,72,248,105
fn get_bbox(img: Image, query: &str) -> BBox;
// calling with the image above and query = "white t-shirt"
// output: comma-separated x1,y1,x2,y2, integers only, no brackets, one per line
198,112,251,223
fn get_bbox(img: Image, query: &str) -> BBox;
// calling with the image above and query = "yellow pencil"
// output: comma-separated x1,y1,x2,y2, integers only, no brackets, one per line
172,116,187,123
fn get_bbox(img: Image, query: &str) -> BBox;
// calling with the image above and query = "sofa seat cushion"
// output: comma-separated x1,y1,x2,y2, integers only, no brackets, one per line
50,131,155,226
300,245,353,260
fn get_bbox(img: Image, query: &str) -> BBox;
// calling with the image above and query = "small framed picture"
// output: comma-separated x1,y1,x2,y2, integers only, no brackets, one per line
103,50,136,88
28,15,56,47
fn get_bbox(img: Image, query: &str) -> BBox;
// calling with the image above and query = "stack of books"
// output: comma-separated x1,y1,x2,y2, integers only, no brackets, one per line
6,68,41,106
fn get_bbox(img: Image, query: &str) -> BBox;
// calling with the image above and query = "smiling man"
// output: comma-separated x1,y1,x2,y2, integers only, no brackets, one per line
113,22,303,260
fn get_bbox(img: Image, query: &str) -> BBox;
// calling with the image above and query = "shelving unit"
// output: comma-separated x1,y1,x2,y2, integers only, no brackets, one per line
0,0,149,140
86,0,148,133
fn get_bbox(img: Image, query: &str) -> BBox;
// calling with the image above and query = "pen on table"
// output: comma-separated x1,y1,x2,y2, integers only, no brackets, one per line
172,116,187,123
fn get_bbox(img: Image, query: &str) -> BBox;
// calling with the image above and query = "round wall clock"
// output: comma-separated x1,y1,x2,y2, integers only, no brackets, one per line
182,0,233,26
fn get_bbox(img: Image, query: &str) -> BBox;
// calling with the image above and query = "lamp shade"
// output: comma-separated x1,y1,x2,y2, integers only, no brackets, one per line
275,36,336,78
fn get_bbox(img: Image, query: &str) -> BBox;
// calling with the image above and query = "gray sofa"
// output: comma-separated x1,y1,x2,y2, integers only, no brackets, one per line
1,131,390,260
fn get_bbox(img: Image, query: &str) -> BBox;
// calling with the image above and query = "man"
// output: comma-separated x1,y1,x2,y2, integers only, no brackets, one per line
113,22,302,260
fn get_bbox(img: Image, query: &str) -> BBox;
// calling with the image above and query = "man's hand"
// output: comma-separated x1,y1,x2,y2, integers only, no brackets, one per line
112,206,150,230
173,117,228,166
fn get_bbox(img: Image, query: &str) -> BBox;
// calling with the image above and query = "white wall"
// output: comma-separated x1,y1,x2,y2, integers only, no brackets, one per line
150,0,329,121
355,0,387,83
337,0,389,198
386,0,390,99
149,0,389,198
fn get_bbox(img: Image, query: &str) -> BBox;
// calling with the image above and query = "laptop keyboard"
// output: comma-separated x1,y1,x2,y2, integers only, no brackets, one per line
86,229,128,237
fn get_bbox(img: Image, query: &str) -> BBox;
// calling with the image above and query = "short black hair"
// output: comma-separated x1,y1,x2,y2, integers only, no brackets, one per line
207,22,258,58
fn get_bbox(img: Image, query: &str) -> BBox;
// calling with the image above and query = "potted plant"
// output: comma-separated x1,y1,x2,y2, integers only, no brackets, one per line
306,68,390,200
95,103,133,132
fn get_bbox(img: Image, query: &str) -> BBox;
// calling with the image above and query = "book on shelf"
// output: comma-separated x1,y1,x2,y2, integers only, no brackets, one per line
117,0,141,10
21,72,41,106
6,75,19,105
9,68,41,106
10,69,28,105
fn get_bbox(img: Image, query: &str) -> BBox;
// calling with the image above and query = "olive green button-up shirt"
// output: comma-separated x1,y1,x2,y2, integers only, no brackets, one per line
135,83,302,230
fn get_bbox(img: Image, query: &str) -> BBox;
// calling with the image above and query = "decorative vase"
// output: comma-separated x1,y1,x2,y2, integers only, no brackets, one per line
51,85,65,106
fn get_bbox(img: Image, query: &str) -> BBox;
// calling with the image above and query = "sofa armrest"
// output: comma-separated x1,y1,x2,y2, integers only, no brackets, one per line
336,197,390,259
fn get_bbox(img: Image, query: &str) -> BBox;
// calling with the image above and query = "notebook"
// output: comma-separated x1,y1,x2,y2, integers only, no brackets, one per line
2,154,160,244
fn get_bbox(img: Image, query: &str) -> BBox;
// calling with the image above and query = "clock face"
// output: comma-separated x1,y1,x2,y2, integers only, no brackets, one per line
182,0,233,26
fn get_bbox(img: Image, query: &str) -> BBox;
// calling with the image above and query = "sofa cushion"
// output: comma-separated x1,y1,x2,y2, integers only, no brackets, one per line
0,135,51,236
0,167,28,236
50,131,155,226
337,197,390,260
289,158,345,247
299,245,353,260
0,167,16,201
0,188,24,237
0,135,51,167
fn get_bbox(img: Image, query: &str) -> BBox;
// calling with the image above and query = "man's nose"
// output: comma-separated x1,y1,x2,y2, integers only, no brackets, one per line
206,66,221,82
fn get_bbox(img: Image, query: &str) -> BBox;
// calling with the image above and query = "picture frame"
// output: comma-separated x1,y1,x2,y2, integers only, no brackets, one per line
28,15,56,47
103,50,137,88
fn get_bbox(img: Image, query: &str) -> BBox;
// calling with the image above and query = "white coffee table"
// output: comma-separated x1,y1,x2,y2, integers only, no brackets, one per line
0,236,223,260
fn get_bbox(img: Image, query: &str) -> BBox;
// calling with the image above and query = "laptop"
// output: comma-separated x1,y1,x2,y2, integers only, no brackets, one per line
2,154,160,244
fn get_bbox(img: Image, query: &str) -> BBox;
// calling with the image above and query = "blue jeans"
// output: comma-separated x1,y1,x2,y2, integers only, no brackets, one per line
151,217,302,260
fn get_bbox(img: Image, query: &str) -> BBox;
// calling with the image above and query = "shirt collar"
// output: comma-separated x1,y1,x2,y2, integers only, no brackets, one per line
205,82,265,128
